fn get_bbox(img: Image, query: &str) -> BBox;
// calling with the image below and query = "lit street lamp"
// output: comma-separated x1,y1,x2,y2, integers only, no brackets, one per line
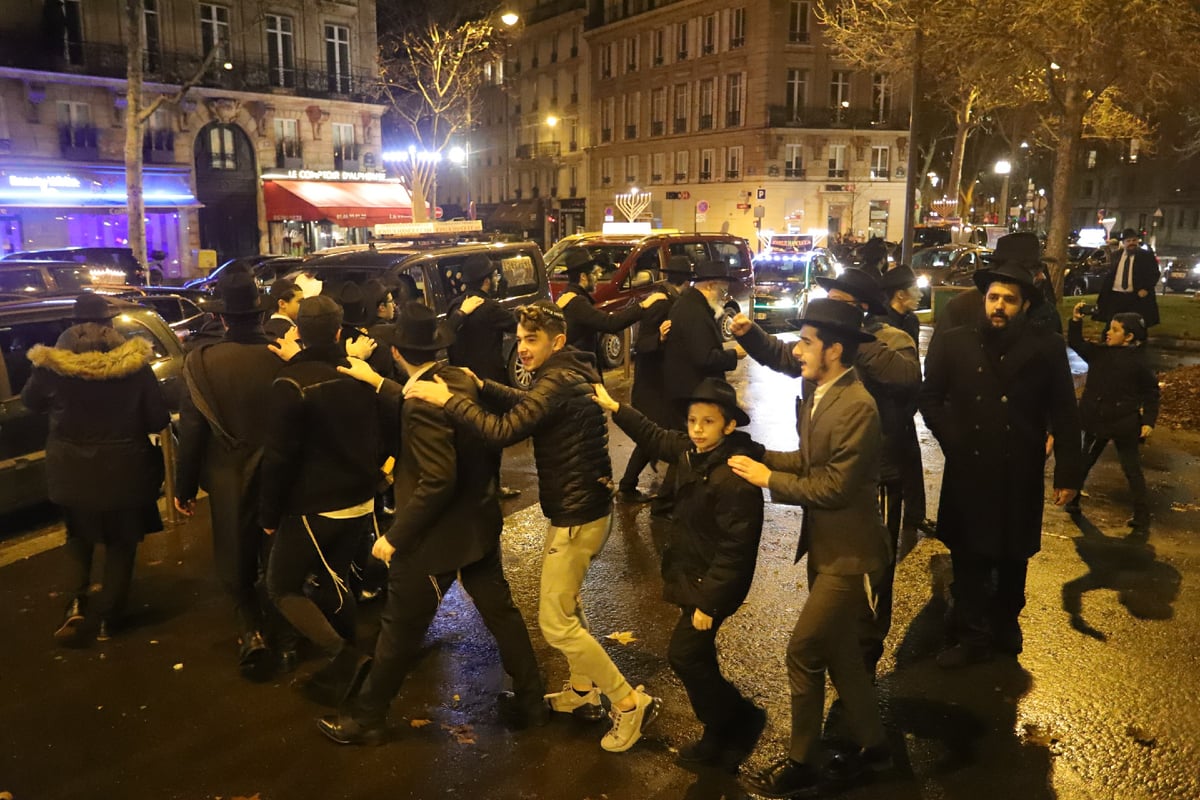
994,159,1012,228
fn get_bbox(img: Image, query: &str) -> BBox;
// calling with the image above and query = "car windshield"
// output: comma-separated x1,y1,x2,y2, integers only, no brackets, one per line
913,228,952,248
47,266,93,291
911,248,963,269
544,244,633,282
753,254,816,283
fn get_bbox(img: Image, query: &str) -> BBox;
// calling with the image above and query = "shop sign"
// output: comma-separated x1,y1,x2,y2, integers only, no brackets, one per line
261,169,389,182
8,174,83,190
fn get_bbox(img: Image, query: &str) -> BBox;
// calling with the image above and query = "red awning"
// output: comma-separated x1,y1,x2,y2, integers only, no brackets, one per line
263,180,414,226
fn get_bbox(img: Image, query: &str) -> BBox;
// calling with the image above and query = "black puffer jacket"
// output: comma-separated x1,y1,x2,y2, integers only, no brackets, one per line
612,404,764,619
445,347,613,527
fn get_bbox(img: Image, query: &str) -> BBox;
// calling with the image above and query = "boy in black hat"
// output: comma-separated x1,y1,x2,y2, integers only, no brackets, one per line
1067,306,1159,534
264,278,304,341
593,376,767,770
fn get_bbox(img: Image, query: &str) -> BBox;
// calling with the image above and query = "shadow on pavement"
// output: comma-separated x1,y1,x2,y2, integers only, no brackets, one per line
1062,515,1182,641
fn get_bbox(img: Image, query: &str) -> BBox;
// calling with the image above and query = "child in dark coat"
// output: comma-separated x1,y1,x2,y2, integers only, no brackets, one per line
593,377,766,771
1067,306,1160,533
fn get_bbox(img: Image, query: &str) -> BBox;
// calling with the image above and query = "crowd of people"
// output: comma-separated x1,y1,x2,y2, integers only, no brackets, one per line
22,230,1162,798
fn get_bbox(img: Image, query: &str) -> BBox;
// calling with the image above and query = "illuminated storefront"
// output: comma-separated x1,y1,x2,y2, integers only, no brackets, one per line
0,161,199,278
261,169,415,255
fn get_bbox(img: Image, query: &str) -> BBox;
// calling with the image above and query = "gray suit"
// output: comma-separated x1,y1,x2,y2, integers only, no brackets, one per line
763,369,891,763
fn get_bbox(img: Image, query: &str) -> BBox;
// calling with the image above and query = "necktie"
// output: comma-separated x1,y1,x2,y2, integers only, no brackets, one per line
1119,253,1132,291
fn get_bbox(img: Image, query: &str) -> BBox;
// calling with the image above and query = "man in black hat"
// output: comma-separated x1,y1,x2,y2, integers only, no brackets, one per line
618,255,693,503
857,236,890,276
879,265,921,344
556,248,667,370
728,299,894,797
175,270,292,679
931,232,1062,343
264,278,304,341
731,266,920,675
317,302,547,744
663,259,747,429
1097,228,1160,328
919,259,1082,668
260,295,387,704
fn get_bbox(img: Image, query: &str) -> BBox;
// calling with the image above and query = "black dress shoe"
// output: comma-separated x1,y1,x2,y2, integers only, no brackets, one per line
616,488,654,504
740,756,823,799
304,647,372,707
238,631,273,681
95,620,114,642
676,727,723,765
824,744,893,786
54,596,87,642
935,642,993,669
277,647,300,675
497,690,550,729
316,714,387,746
718,703,767,771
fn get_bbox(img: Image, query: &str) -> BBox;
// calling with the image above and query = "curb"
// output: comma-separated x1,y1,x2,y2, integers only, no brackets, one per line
1148,336,1200,352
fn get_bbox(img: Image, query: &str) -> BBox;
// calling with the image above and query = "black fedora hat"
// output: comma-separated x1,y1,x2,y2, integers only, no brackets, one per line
879,264,917,293
815,267,887,315
210,270,270,315
330,281,369,327
990,231,1043,270
859,237,888,266
972,262,1042,305
1119,228,1141,241
664,255,694,276
378,301,455,351
460,253,497,284
676,377,751,427
73,292,120,321
562,248,595,276
788,297,875,342
692,259,735,282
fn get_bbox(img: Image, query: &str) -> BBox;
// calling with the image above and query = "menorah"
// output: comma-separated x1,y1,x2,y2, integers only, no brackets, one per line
615,191,651,223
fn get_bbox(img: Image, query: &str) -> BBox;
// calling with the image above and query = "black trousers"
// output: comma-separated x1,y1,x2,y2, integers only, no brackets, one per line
64,534,138,624
353,545,543,726
948,549,1028,648
1081,432,1147,512
667,607,748,731
207,456,274,636
266,514,366,657
619,445,654,492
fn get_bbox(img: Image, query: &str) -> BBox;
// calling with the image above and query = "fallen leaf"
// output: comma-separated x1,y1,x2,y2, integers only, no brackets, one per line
173,663,184,671
1,791,15,800
452,694,460,703
410,718,432,728
442,723,476,745
606,631,638,645
1170,501,1200,512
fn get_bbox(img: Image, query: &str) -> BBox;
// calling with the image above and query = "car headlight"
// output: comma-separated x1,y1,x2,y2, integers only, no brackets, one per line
772,297,796,309
1191,264,1200,275
916,275,930,289
808,287,828,300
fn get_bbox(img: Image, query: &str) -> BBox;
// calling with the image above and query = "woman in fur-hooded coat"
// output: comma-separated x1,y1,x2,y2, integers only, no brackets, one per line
22,300,169,642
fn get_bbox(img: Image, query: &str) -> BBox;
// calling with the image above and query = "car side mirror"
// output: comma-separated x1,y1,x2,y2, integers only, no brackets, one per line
630,269,654,288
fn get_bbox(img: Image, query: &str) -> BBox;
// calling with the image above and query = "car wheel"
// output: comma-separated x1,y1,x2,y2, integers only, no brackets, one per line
600,333,624,368
1068,282,1084,297
507,347,533,389
719,309,736,341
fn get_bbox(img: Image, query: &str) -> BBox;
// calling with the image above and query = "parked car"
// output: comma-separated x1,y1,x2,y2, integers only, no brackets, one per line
115,289,216,342
1063,246,1112,295
542,231,755,365
183,254,304,293
3,247,147,286
1163,254,1200,293
0,259,95,294
0,296,185,515
750,248,842,331
286,239,550,387
910,244,991,308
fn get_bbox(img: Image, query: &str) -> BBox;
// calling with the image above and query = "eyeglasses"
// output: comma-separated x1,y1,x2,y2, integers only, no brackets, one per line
516,303,566,322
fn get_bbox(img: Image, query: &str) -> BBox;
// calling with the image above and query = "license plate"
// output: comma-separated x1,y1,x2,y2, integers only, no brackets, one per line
755,312,767,320
1171,271,1188,278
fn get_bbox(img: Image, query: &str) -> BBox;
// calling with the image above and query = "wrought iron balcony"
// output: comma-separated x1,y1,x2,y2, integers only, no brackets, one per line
515,142,562,160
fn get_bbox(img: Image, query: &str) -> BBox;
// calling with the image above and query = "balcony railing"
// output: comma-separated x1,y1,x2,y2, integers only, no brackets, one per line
651,173,663,182
870,169,890,179
767,105,906,130
515,142,562,160
59,125,98,160
726,111,742,127
0,38,377,102
699,171,712,182
788,31,811,44
784,167,805,179
726,169,740,179
600,128,612,143
143,129,176,164
674,172,688,183
625,124,637,139
827,168,848,178
276,139,303,169
651,121,664,136
334,144,361,171
674,118,687,134
698,114,713,130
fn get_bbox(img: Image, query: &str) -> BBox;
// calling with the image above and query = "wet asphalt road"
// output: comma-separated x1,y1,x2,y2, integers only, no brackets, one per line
2,342,1199,800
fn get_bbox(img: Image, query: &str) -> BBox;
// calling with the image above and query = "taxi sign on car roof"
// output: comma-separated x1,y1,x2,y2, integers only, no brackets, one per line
373,220,484,237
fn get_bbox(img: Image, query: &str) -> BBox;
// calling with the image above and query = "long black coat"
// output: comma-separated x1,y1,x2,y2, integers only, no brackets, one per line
613,404,764,618
919,321,1083,560
558,283,644,366
446,290,517,385
23,331,168,513
630,281,681,426
1097,248,1160,327
663,287,737,412
1068,319,1160,439
379,365,503,575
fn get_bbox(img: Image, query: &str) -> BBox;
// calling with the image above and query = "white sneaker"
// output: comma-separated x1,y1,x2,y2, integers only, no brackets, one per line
600,686,663,753
544,681,606,721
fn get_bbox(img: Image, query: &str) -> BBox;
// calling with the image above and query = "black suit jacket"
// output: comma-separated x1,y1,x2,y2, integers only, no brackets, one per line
663,286,736,405
446,290,517,385
1097,248,1160,326
381,364,503,574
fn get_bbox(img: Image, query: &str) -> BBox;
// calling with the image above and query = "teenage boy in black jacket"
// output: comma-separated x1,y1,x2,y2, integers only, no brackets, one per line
1066,306,1160,534
593,377,767,771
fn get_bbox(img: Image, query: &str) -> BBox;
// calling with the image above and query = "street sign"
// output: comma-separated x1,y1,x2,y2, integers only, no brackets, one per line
695,213,707,223
737,203,751,210
756,188,766,200
754,205,766,218
696,200,709,213
665,190,692,200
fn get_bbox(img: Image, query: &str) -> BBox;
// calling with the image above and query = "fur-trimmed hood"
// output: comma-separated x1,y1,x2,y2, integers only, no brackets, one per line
27,335,154,381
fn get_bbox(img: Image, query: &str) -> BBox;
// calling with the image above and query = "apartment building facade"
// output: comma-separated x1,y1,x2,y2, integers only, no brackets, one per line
0,0,387,276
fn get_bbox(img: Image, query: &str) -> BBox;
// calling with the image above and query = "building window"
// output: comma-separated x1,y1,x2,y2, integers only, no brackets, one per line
624,93,640,139
872,74,892,123
1086,150,1098,169
56,101,92,150
725,73,743,127
830,71,851,119
142,0,161,72
699,79,715,130
702,14,717,55
274,118,300,163
786,69,807,121
601,157,613,187
652,153,665,183
266,15,295,88
1129,138,1140,163
726,146,742,180
61,0,84,65
333,123,356,166
675,150,689,183
870,146,889,179
673,84,689,134
828,143,847,178
625,154,639,185
325,24,352,94
209,125,237,170
785,144,804,178
625,36,639,72
600,42,614,78
600,98,614,143
700,149,714,182
676,20,689,60
200,4,230,65
651,88,666,136
730,8,745,49
789,1,811,44
652,28,665,65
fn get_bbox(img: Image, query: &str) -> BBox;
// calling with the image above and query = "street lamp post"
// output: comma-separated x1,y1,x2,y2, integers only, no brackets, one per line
994,158,1012,228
